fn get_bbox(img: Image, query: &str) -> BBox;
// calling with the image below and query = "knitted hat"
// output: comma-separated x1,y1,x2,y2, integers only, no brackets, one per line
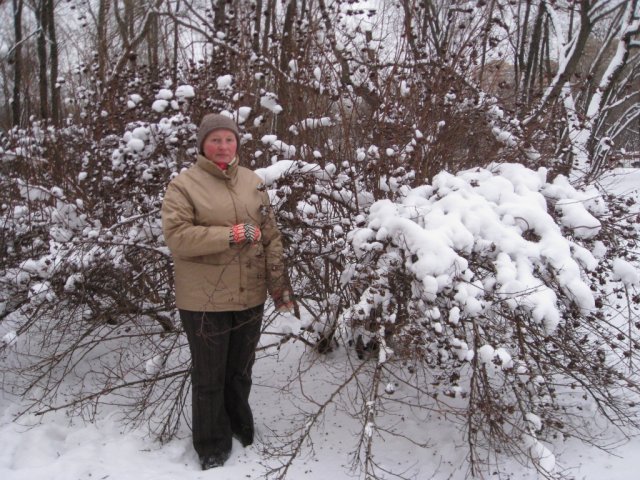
196,113,241,153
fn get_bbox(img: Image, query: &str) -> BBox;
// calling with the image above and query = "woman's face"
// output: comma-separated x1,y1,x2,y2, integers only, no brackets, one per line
202,129,237,164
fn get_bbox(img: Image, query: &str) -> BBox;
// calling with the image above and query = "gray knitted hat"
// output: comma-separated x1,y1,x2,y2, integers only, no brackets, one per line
196,113,240,153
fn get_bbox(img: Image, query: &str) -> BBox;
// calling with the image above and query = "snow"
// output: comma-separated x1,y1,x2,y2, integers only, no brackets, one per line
235,106,252,124
292,117,332,133
400,80,410,96
217,75,233,90
152,100,169,113
613,258,640,286
145,355,165,375
156,89,173,101
1,331,17,347
1,335,638,480
477,344,513,372
525,434,556,474
63,273,83,292
260,135,296,158
347,164,598,335
260,92,283,114
127,137,145,152
175,85,195,99
131,127,150,141
128,94,143,107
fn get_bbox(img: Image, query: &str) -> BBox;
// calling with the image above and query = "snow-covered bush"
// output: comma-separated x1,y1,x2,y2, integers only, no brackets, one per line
1,63,639,480
341,164,639,473
0,114,192,441
258,152,640,476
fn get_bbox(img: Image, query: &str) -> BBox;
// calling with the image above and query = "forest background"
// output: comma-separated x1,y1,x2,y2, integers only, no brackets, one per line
1,1,640,479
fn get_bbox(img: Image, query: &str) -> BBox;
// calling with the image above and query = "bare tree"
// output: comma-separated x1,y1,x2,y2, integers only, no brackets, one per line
109,0,166,83
26,0,60,124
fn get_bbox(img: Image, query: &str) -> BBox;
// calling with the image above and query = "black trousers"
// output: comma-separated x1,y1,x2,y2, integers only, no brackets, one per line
180,305,263,459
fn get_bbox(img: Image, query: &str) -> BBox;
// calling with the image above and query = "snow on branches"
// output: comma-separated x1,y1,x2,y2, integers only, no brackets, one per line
257,154,640,476
348,163,600,339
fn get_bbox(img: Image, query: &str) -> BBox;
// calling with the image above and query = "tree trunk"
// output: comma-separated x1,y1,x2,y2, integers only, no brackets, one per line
524,0,592,125
513,0,533,107
36,0,49,121
125,0,135,39
148,3,159,79
253,0,263,55
522,2,544,107
97,0,112,87
114,0,130,53
108,0,166,86
279,0,296,72
11,0,23,127
262,0,274,57
213,0,225,33
477,0,497,86
171,0,181,86
47,0,60,126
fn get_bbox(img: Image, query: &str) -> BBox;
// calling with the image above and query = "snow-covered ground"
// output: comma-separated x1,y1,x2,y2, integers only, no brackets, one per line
1,334,638,480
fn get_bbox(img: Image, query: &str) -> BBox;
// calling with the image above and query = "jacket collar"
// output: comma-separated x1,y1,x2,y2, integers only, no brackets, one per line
196,154,239,180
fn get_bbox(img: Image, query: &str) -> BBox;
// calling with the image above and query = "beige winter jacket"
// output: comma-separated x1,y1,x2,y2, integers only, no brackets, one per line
161,155,287,312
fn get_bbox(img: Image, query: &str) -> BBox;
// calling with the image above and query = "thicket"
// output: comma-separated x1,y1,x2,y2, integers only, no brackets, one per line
1,1,640,479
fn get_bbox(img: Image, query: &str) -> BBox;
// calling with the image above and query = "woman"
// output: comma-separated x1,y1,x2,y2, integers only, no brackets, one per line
161,113,293,470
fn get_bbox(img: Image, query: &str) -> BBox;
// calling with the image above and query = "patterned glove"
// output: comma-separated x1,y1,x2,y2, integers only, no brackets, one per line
229,223,262,245
272,289,295,313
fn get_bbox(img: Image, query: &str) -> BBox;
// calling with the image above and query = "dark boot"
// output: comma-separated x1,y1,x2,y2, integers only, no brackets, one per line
200,450,231,470
232,425,254,447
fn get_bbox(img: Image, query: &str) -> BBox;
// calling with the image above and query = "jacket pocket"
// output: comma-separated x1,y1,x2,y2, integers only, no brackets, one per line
185,250,236,266
244,244,267,291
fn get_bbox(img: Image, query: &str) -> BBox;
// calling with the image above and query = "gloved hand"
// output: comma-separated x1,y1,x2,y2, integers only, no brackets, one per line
272,289,295,313
229,223,262,245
